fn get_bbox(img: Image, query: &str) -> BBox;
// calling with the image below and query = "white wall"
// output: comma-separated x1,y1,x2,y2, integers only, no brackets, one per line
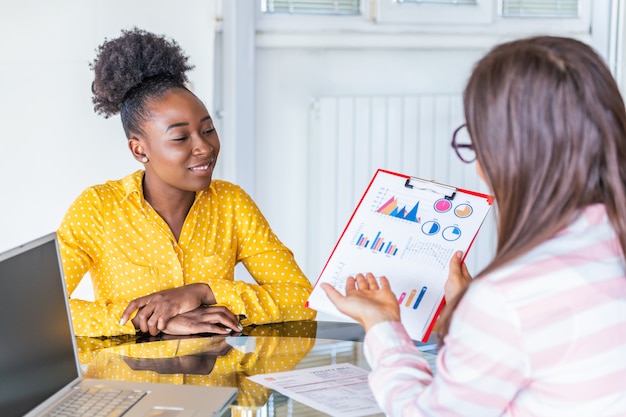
0,0,217,254
254,46,488,277
250,1,617,280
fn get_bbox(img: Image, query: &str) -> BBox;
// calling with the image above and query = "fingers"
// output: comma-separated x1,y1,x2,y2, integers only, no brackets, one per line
321,282,344,303
120,297,149,326
132,304,158,335
350,273,379,292
322,273,382,298
379,276,391,290
449,250,472,284
121,294,166,332
208,306,243,333
363,273,380,289
453,251,473,282
321,279,361,321
161,306,243,336
460,261,471,280
321,273,401,332
448,250,464,276
129,301,179,335
445,251,473,302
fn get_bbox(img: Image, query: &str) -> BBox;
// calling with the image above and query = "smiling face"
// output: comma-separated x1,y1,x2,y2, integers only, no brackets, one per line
128,88,220,198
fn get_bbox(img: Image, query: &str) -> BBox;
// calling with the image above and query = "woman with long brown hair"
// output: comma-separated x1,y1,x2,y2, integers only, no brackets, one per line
323,36,626,416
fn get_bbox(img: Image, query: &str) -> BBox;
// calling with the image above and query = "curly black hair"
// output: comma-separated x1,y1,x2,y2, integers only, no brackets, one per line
90,27,195,137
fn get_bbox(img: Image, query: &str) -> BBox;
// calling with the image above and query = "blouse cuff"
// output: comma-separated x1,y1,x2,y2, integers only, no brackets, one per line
363,321,416,367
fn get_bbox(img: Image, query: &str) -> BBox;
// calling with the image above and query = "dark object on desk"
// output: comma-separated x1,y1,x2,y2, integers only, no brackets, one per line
124,336,233,375
124,354,220,375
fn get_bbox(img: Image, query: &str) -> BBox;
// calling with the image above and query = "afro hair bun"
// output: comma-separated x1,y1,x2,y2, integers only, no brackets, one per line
90,27,194,118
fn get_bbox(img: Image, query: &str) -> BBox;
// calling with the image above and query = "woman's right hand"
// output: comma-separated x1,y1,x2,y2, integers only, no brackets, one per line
159,305,243,336
322,273,401,332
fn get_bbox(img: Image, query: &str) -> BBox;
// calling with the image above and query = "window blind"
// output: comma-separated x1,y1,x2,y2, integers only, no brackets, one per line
261,0,360,15
396,0,477,5
502,0,579,18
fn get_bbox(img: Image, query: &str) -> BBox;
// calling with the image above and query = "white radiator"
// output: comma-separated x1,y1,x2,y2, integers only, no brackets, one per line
306,95,497,281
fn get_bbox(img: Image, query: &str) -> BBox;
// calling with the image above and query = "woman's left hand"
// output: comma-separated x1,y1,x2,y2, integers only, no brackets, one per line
444,251,473,303
322,273,401,332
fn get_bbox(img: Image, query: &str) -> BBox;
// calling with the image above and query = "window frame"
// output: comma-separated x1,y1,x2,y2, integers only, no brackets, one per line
373,0,494,25
256,0,592,32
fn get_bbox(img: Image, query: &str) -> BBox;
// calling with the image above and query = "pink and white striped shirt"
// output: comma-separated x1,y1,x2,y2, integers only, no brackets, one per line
364,204,626,416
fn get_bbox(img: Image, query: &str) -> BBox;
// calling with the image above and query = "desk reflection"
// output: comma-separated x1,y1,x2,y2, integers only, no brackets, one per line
76,321,381,416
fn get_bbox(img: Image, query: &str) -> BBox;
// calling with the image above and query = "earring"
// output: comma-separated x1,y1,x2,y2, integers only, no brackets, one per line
141,156,149,163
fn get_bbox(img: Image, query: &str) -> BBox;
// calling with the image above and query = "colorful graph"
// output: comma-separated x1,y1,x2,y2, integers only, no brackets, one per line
442,226,462,241
421,221,441,236
434,198,452,213
355,234,370,248
454,203,473,218
398,286,428,310
355,231,398,256
376,196,420,223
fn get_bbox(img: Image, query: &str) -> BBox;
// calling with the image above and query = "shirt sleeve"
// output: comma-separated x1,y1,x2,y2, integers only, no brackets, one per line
238,248,315,324
363,281,528,416
57,188,137,337
208,186,316,325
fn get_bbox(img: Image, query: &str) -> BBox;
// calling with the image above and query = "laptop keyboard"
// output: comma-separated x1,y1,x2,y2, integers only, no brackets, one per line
45,386,147,417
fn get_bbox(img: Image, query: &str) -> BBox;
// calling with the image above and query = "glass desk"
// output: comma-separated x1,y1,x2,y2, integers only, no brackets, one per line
76,321,438,417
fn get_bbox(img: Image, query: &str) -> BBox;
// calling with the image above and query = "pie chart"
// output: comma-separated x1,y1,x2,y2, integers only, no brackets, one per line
421,221,440,236
442,226,462,241
434,198,452,213
454,204,473,218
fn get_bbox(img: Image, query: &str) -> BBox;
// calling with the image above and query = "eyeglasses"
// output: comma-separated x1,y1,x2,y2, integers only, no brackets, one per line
451,124,476,163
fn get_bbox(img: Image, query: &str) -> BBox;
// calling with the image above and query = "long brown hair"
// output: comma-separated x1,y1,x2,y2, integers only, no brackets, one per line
439,36,626,340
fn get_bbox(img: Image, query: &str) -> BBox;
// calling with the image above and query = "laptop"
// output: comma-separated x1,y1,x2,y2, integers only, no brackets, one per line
0,232,238,417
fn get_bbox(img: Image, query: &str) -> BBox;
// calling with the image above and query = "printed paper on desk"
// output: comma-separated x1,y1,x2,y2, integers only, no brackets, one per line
306,169,493,342
248,363,382,417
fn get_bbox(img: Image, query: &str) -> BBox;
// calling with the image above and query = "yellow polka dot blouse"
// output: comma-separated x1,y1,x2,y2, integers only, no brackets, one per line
58,170,316,337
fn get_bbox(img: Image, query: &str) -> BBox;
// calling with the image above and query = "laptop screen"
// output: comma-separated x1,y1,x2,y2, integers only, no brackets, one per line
0,234,80,417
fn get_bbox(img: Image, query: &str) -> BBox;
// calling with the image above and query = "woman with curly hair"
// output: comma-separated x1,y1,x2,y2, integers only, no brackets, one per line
323,36,626,416
58,28,316,338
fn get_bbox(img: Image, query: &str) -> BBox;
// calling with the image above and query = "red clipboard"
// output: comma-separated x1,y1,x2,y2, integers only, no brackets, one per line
306,169,493,342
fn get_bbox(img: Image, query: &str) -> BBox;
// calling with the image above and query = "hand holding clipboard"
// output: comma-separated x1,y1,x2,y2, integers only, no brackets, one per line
306,169,493,342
